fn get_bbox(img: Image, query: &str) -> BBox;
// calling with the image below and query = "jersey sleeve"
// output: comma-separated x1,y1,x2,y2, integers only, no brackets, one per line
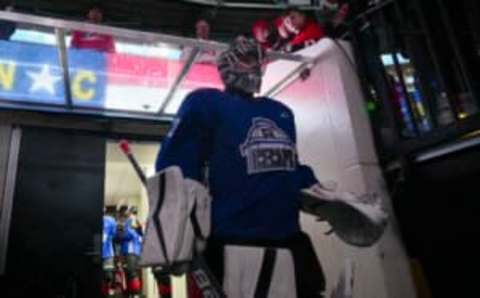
112,220,117,239
297,164,318,189
287,107,319,189
106,218,116,242
123,225,135,241
155,90,216,181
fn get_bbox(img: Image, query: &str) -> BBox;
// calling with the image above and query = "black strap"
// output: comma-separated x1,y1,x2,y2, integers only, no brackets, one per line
190,202,204,239
153,173,171,266
290,232,326,298
254,248,277,298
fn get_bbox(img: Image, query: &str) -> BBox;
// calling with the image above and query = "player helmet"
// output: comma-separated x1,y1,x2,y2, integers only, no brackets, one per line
217,36,265,95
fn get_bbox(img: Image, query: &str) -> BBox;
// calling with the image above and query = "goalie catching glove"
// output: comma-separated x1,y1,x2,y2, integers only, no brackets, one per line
300,183,388,247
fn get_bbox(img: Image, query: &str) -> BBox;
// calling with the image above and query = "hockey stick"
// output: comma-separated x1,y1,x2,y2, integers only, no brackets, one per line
118,140,175,297
118,140,225,298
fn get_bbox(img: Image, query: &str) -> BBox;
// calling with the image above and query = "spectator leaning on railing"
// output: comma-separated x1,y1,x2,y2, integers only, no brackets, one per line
195,18,210,40
181,17,217,64
70,6,115,53
280,8,327,52
252,8,326,53
252,18,287,51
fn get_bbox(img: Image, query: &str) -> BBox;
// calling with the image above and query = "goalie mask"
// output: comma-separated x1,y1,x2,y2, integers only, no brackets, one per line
217,36,265,94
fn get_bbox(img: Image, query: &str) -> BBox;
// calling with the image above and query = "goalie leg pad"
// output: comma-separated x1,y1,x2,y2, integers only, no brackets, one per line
140,166,212,268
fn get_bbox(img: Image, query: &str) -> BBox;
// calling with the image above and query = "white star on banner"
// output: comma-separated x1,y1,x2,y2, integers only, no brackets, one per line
27,64,61,95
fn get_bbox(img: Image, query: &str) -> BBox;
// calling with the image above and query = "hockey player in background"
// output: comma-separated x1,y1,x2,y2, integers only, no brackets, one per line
155,36,326,298
102,212,117,296
118,210,143,297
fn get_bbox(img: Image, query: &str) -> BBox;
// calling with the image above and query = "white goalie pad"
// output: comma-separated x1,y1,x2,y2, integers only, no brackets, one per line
223,246,297,298
300,183,388,247
331,259,354,298
140,166,212,268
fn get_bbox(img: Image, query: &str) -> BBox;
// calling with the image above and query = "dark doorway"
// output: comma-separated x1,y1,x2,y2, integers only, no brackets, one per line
1,127,106,298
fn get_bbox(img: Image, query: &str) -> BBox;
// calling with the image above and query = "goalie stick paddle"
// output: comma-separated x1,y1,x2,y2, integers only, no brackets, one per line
118,140,226,298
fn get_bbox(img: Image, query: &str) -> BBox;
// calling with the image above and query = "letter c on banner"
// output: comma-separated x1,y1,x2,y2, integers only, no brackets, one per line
72,71,96,101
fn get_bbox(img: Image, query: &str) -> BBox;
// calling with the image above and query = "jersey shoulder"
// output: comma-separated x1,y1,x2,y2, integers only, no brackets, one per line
104,215,116,223
182,88,225,110
260,97,295,116
186,88,224,101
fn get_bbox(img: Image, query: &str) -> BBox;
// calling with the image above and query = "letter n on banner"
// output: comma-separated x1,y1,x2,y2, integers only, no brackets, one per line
0,62,16,91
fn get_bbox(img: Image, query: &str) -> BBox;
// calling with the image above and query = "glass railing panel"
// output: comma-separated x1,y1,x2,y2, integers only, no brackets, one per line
0,23,66,107
0,11,308,119
65,32,185,113
163,51,224,115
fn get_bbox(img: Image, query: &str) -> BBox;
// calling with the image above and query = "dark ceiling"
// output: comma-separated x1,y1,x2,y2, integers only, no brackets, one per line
9,0,290,40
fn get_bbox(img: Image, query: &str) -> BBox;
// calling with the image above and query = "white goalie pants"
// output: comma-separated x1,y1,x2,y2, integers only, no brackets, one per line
204,233,325,298
219,245,297,298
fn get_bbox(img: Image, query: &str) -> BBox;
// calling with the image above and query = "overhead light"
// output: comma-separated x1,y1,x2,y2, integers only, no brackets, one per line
380,53,410,66
182,0,321,10
288,0,311,5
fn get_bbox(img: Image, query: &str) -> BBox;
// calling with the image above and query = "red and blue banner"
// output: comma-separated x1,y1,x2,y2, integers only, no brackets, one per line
0,40,223,113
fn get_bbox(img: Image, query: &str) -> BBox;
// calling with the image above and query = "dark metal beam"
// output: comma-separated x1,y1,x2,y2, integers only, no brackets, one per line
400,114,480,155
182,0,322,10
436,0,480,109
157,47,200,114
54,28,73,109
0,109,170,139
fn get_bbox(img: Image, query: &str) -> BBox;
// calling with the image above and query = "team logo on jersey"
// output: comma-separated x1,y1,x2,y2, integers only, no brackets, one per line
240,117,296,174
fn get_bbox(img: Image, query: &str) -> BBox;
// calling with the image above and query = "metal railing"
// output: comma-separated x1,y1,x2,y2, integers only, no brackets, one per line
0,11,311,120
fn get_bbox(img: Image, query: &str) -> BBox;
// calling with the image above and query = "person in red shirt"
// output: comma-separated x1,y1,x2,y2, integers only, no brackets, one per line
252,18,290,51
252,9,326,53
280,8,326,52
70,6,115,53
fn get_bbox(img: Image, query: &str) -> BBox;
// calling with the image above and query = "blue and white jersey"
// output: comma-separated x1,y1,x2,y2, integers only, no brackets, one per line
156,88,317,240
119,220,143,256
102,215,117,259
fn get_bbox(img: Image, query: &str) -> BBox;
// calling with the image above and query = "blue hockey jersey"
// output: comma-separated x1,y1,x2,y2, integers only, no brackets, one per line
156,88,317,240
119,219,143,256
102,215,117,259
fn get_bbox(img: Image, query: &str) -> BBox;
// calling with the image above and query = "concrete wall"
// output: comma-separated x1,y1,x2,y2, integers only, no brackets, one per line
262,39,417,298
